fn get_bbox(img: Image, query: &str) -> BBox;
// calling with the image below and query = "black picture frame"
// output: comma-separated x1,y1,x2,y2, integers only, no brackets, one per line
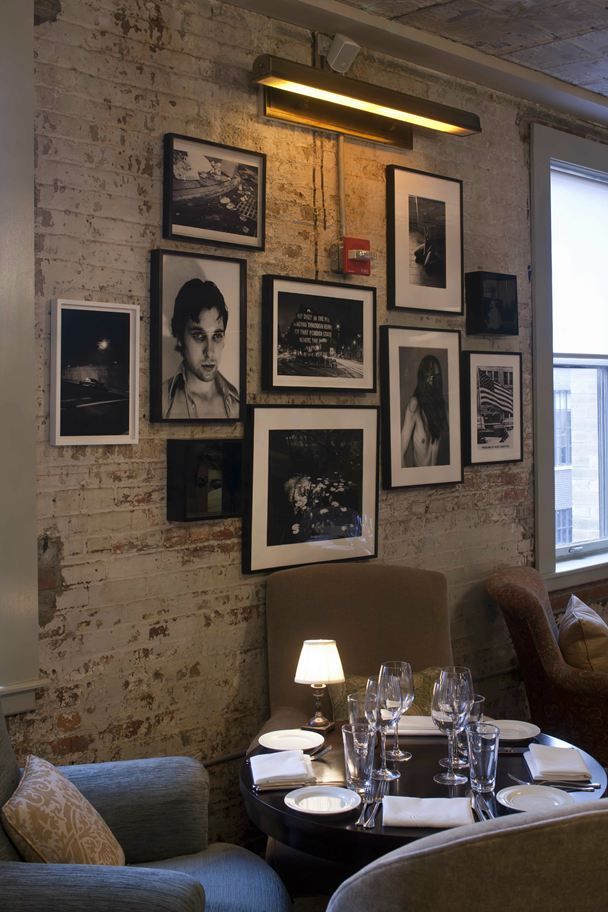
163,133,266,251
380,325,463,489
462,351,523,465
465,271,519,335
387,165,463,314
150,248,246,424
261,275,377,392
166,439,243,521
242,405,379,573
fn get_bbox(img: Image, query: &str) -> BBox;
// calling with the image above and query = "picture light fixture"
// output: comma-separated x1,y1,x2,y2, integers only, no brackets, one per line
252,54,481,149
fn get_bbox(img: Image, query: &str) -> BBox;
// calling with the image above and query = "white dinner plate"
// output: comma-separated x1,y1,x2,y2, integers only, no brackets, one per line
284,786,361,815
492,719,541,741
496,784,575,812
258,729,325,751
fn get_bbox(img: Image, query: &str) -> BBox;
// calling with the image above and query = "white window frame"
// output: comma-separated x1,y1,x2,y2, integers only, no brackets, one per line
531,123,608,590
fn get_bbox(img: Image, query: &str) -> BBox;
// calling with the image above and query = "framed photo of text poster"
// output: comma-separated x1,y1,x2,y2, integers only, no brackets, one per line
380,326,462,489
150,248,246,424
163,133,266,250
387,165,463,314
462,351,522,465
50,299,139,446
261,275,376,392
243,406,379,573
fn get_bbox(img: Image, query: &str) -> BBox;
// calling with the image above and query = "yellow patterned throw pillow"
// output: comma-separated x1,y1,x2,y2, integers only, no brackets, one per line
328,666,441,721
0,755,125,865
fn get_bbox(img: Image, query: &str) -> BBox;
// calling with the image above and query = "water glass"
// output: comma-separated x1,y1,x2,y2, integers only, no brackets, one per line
342,723,376,795
347,691,369,727
454,693,485,767
467,722,500,793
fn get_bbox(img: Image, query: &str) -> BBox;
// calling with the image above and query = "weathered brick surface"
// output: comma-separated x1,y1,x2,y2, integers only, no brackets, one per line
9,0,608,844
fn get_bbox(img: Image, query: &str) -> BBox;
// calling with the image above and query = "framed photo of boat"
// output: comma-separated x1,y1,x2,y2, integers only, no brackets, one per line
163,134,266,250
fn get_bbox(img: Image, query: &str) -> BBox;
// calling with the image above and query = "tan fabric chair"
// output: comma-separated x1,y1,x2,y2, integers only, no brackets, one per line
327,799,608,912
486,565,608,764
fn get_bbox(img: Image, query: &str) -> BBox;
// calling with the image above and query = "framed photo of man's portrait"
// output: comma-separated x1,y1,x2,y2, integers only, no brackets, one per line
386,165,463,314
166,439,243,521
242,405,379,573
163,134,266,250
50,299,140,446
261,275,376,392
462,351,523,465
380,326,462,489
150,249,246,424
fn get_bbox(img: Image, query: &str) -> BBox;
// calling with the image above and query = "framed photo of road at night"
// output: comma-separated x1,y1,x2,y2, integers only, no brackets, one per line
462,351,522,465
242,405,379,573
50,299,140,446
386,165,463,314
163,133,266,250
261,275,376,392
380,326,462,489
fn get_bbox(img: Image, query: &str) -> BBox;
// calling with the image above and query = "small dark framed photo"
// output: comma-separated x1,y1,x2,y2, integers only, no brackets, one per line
243,405,379,573
387,165,463,314
462,351,522,465
261,275,376,392
166,439,243,521
50,299,140,445
380,325,462,489
150,249,246,424
465,271,518,335
163,133,266,250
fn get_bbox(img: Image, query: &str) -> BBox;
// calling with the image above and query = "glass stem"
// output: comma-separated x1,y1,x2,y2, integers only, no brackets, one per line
380,725,388,771
393,719,399,753
447,731,455,775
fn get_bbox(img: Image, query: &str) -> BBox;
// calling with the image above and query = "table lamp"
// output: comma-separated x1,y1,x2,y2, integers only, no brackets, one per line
294,639,345,732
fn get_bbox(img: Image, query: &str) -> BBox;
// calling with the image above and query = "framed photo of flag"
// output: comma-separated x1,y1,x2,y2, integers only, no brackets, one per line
463,351,522,465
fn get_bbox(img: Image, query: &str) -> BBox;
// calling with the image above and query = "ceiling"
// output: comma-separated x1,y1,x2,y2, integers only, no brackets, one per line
229,0,608,126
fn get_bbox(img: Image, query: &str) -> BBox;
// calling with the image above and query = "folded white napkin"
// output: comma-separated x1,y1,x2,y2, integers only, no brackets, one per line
249,749,315,789
524,743,592,781
398,715,442,736
382,796,475,828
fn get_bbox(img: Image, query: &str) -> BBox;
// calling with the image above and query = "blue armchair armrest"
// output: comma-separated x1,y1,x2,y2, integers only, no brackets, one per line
0,862,204,912
59,756,209,863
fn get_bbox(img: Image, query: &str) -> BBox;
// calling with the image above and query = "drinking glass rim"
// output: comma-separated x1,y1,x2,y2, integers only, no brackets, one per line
467,721,499,735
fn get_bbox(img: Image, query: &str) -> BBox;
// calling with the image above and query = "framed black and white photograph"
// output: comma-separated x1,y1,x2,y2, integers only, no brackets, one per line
166,439,243,521
380,326,462,489
387,165,463,314
465,271,519,335
243,406,379,573
150,249,246,424
163,133,266,250
50,299,139,446
261,275,376,392
463,351,522,465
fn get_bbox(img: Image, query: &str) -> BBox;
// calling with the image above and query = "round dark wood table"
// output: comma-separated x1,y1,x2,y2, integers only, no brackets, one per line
240,725,607,867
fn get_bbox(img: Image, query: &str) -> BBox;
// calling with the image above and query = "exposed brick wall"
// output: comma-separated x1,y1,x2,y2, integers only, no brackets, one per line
8,0,607,842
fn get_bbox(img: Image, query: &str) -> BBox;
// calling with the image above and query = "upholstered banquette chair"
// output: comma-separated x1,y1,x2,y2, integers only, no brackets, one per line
0,712,291,912
486,565,608,764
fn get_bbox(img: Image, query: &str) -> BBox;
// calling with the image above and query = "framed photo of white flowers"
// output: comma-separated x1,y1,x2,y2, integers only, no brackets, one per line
242,405,379,573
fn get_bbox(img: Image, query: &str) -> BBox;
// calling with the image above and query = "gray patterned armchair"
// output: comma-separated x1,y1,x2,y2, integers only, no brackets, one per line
0,713,291,912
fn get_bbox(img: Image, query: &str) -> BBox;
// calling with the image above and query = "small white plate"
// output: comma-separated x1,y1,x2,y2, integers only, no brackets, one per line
492,719,541,741
496,784,575,812
258,729,325,751
284,786,361,815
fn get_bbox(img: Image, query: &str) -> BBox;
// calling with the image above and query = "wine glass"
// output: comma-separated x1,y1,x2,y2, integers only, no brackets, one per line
381,661,414,762
431,666,473,786
367,668,402,780
445,693,485,769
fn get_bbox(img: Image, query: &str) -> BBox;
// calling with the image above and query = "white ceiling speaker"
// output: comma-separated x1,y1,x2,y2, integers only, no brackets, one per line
326,34,361,74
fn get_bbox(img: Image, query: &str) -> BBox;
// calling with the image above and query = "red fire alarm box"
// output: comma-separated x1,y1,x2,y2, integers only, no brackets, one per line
341,236,371,276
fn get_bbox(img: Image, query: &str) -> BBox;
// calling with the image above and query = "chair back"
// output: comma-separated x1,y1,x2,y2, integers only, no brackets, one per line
0,712,22,860
265,562,452,716
327,799,608,912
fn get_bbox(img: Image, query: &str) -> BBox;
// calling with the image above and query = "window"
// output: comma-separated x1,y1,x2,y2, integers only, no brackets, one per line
532,125,608,588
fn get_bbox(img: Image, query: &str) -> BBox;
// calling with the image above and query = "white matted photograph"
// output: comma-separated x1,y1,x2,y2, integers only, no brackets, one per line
261,275,376,392
463,351,522,465
150,249,246,423
380,326,462,489
50,299,139,446
243,405,379,573
387,165,463,314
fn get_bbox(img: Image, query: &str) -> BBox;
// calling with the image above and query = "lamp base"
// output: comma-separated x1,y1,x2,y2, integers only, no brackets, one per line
302,718,334,733
302,683,334,732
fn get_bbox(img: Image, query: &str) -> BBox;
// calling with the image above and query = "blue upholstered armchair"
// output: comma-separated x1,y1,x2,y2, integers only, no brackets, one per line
0,714,291,912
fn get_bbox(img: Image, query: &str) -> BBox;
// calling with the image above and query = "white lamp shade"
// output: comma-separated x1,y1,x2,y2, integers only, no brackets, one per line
294,639,345,685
